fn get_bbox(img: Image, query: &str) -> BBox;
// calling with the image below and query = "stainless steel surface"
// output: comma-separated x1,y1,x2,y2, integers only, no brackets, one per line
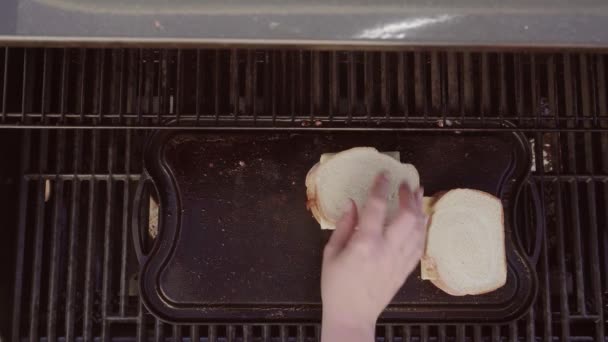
1,0,608,47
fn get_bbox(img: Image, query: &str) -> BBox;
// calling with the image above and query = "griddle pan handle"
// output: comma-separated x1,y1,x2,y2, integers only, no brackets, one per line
517,179,545,267
132,171,155,263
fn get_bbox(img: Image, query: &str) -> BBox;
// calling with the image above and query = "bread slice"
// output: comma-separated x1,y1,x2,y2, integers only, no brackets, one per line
319,151,401,164
421,189,506,296
306,147,419,230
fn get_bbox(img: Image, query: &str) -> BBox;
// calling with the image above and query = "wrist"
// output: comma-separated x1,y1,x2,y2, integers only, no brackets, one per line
321,311,376,342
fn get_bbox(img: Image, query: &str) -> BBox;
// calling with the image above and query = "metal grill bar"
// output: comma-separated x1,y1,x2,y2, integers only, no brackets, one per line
430,52,441,116
420,324,429,342
509,322,517,342
154,318,163,342
480,53,490,120
526,310,534,341
391,52,401,119
438,325,447,342
310,51,317,119
160,49,170,120
195,50,202,122
456,325,465,342
568,180,587,315
584,181,605,341
60,49,69,121
230,49,238,120
347,52,355,121
191,325,200,342
380,52,388,117
227,324,236,342
554,138,572,341
96,50,105,120
4,111,608,123
20,49,28,121
264,51,272,124
529,55,539,128
413,52,425,117
2,47,8,121
364,51,372,120
462,52,473,121
65,130,83,342
82,130,99,342
23,174,141,181
603,181,608,297
28,130,49,342
498,54,507,118
173,324,182,342
546,55,558,127
297,51,305,122
473,325,482,341
119,131,132,316
446,52,458,117
150,50,160,122
214,50,221,123
11,131,31,342
40,49,49,123
136,301,145,342
262,324,271,341
246,50,255,122
136,49,145,123
175,49,183,124
101,130,115,341
209,324,218,342
534,155,553,341
78,49,87,121
514,54,524,122
403,324,411,341
45,130,65,341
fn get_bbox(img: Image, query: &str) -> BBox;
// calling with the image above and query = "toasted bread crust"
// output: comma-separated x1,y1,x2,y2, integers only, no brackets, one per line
305,162,337,229
420,255,438,280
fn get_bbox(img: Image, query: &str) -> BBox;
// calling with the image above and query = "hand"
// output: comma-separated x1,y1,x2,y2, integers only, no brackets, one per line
321,172,427,341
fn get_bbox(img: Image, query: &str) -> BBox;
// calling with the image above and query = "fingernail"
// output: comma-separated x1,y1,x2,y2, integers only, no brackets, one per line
416,187,424,201
378,171,390,196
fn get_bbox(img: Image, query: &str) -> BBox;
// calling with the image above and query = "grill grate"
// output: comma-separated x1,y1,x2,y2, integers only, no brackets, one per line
0,47,607,341
1,48,608,131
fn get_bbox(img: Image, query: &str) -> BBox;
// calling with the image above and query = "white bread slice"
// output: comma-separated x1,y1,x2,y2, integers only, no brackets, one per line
421,189,506,296
319,151,401,164
306,147,419,230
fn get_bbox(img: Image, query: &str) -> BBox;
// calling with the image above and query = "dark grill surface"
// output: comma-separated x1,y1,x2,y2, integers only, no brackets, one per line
0,47,607,341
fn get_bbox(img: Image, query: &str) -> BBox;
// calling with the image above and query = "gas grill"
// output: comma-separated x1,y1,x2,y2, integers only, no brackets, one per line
0,47,606,341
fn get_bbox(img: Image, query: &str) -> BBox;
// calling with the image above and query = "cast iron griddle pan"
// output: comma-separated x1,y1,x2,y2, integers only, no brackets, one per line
135,129,539,323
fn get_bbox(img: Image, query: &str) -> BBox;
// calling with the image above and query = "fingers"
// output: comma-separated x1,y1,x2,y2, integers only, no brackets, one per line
385,209,426,245
385,185,428,253
358,172,390,235
324,199,358,257
414,187,424,213
399,183,424,212
398,183,414,211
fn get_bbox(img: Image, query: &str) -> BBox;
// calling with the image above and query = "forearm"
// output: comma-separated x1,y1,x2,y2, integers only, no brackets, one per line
321,314,375,342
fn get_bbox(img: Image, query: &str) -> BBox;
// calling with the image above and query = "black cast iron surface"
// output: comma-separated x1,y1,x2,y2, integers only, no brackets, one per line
137,129,537,323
